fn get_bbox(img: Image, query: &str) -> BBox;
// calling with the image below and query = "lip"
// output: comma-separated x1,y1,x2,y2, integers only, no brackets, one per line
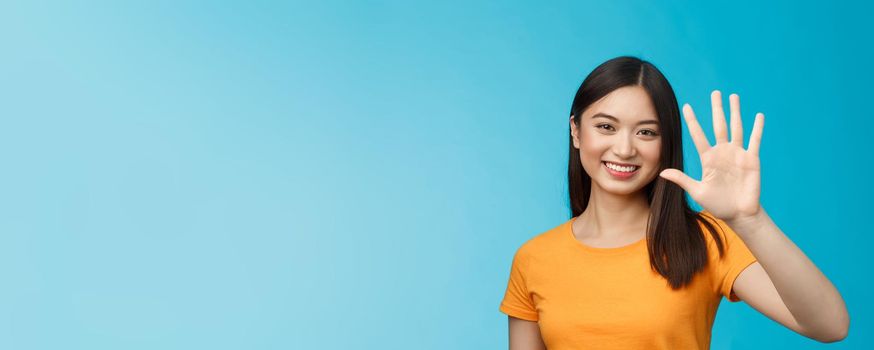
603,161,640,167
602,161,639,180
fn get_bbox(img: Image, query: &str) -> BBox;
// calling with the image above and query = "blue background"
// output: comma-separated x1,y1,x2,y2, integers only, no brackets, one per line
1,0,869,349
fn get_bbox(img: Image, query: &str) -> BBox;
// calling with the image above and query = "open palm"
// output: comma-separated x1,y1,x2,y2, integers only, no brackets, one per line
659,90,765,222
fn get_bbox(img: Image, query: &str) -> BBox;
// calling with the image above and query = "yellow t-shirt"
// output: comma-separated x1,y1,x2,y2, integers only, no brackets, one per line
499,211,758,349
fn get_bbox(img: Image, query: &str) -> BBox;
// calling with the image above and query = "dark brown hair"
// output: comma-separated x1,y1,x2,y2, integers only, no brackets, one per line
567,56,726,289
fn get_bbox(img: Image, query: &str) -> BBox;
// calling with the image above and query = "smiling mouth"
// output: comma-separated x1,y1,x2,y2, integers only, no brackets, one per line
602,161,640,173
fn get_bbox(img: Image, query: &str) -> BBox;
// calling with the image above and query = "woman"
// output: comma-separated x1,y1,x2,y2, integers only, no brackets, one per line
499,56,849,349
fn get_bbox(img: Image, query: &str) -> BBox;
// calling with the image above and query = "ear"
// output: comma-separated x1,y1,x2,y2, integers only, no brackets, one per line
569,115,580,149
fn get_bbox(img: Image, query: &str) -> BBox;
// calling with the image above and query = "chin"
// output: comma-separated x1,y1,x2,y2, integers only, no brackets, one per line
602,184,645,196
596,173,657,196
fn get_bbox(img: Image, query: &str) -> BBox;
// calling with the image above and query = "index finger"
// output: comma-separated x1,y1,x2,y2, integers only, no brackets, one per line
682,103,712,155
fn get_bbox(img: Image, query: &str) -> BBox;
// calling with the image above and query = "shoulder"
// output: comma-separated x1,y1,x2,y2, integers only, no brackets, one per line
513,218,573,260
696,210,748,257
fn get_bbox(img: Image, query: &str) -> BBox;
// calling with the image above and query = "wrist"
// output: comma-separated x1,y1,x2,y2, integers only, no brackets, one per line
725,206,768,237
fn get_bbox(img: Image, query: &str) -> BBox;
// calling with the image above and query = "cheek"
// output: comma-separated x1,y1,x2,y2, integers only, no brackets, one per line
642,142,662,167
579,135,608,162
579,131,608,152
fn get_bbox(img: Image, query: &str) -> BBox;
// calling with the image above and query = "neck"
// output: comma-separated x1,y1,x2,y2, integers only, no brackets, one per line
576,187,651,240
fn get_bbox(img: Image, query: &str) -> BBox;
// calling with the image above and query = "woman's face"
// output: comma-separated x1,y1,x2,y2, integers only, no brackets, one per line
570,85,663,197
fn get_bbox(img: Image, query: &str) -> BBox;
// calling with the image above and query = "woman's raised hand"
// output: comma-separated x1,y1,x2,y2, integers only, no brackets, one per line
659,90,765,222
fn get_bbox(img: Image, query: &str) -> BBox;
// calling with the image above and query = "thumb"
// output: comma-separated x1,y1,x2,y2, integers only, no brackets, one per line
659,168,698,193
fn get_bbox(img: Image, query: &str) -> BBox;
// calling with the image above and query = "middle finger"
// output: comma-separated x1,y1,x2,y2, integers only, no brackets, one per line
711,90,729,144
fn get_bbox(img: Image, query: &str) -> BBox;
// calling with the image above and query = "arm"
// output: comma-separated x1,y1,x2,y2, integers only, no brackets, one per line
508,316,546,350
727,208,849,342
658,90,850,342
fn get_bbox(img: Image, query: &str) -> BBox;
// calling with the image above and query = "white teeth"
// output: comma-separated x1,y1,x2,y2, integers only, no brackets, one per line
605,162,638,173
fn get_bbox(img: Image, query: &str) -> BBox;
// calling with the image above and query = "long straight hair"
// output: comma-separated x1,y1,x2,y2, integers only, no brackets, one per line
567,56,725,289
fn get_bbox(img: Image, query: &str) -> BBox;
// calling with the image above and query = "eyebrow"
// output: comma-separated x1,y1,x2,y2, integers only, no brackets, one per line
591,113,659,126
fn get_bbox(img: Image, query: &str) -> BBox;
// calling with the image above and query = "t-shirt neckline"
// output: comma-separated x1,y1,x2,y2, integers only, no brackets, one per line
565,216,647,255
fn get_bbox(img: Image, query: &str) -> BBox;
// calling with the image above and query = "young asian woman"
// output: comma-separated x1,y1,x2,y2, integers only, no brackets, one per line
499,56,849,350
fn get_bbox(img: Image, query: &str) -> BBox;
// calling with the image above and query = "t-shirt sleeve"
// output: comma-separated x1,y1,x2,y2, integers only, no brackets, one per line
703,211,759,302
499,247,539,321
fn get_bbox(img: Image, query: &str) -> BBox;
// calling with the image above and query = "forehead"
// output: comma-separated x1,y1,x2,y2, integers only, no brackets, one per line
582,86,658,123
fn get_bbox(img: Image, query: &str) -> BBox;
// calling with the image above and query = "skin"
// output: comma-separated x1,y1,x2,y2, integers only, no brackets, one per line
568,85,662,247
508,88,850,349
663,91,849,342
510,85,663,350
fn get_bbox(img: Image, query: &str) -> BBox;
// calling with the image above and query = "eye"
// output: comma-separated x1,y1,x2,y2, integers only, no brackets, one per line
595,124,614,131
639,129,659,136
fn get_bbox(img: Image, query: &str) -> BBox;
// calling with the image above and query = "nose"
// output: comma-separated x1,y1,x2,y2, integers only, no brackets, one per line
612,132,637,159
